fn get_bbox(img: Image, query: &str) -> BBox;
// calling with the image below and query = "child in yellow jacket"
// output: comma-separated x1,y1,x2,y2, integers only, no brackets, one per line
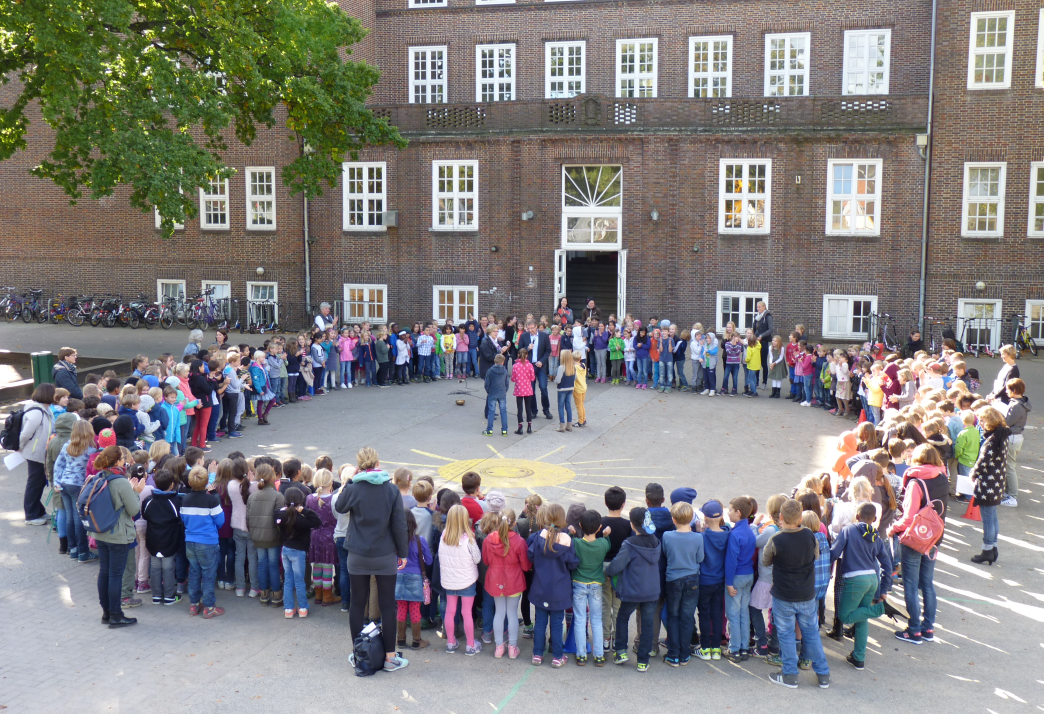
572,350,588,427
744,336,762,397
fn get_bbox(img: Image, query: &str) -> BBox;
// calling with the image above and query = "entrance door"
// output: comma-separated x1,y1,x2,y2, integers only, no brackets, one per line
564,251,618,321
617,249,627,318
554,249,567,308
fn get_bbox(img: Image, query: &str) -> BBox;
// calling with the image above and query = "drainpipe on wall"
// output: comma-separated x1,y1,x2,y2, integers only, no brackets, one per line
918,0,939,332
304,194,311,313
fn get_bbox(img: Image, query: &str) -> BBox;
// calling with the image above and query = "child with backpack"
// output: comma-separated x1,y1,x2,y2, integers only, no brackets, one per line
142,468,185,605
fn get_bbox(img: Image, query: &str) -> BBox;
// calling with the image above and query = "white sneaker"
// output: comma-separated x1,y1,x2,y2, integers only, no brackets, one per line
25,517,49,526
708,390,715,397
347,383,353,389
236,588,245,597
341,384,349,389
1000,495,1018,507
700,389,710,396
248,589,260,598
800,401,811,407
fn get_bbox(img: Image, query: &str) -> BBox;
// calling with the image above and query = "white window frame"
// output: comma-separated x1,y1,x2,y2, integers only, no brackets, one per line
409,46,447,105
199,178,229,230
545,41,586,98
432,160,478,230
201,280,232,319
764,32,811,97
154,207,185,231
821,294,878,339
343,283,388,324
1037,9,1044,89
689,35,733,98
616,38,658,98
342,161,387,231
1029,161,1044,237
408,0,446,7
245,166,276,231
961,162,1007,237
476,0,514,7
718,158,772,234
432,285,478,326
715,291,769,333
825,159,883,236
957,298,1003,351
967,11,1015,90
157,280,186,304
476,43,516,102
1025,299,1044,345
842,29,891,95
246,281,279,324
561,165,623,250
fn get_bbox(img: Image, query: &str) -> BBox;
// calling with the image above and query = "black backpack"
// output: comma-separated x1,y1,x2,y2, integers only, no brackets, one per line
0,404,44,451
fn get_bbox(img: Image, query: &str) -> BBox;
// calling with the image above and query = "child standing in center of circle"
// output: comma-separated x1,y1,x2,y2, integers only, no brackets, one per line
440,505,483,655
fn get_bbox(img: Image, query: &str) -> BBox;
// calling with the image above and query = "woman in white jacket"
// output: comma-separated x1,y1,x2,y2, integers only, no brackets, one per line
18,383,56,525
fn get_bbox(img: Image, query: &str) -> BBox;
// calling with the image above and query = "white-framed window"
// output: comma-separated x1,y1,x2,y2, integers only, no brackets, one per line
154,207,185,231
245,166,276,230
157,280,186,304
961,162,1006,237
476,44,515,102
765,32,810,97
1037,9,1044,89
616,38,658,98
826,159,882,236
967,11,1015,89
199,178,229,230
202,280,232,319
715,292,768,333
476,0,514,8
343,162,386,231
545,41,585,98
958,298,1003,352
408,0,445,7
343,283,388,323
246,281,278,324
689,36,732,98
432,161,478,230
247,281,277,302
1025,299,1044,345
562,165,623,249
842,30,891,95
822,294,877,339
1029,161,1044,236
718,159,771,234
433,285,477,325
409,46,446,104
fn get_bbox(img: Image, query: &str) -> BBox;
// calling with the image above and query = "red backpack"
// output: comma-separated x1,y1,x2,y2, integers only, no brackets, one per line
898,479,945,559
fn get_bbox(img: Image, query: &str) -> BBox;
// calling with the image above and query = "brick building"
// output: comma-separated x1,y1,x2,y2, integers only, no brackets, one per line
0,0,1041,349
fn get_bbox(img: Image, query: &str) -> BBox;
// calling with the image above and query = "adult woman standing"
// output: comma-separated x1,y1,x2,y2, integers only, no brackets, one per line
887,443,949,645
988,345,1019,404
752,301,773,388
18,383,55,525
969,407,1010,564
335,447,409,672
554,298,574,329
90,445,147,628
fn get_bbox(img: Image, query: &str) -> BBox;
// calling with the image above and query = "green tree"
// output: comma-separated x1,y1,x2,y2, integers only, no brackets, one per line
0,0,405,234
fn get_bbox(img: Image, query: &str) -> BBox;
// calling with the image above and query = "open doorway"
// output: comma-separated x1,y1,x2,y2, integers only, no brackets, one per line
555,249,627,320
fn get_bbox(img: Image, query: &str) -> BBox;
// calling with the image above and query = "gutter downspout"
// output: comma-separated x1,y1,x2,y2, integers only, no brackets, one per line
304,194,311,313
918,0,939,332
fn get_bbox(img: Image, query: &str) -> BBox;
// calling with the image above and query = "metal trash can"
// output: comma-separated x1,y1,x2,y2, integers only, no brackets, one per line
31,351,54,387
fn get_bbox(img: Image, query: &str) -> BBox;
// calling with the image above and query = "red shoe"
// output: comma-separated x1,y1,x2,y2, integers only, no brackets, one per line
202,606,225,619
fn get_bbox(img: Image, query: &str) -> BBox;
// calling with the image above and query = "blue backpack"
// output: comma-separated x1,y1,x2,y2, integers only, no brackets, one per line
77,472,124,534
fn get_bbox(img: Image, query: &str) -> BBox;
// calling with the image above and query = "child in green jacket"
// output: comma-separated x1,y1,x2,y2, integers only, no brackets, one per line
609,330,625,385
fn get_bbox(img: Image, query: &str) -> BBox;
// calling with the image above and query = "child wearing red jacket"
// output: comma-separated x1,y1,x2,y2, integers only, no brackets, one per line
784,331,803,400
481,509,532,659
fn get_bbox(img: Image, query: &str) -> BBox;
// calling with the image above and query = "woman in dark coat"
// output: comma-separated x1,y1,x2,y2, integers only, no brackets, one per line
969,407,1010,565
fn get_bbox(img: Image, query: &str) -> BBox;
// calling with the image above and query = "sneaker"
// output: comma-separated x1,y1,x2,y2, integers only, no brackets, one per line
25,517,49,526
152,596,163,605
895,629,923,645
482,632,493,644
613,651,629,665
215,431,226,438
228,431,243,438
495,644,506,658
201,447,212,453
285,608,295,618
711,648,721,661
800,401,811,407
202,606,225,619
177,581,187,594
769,672,799,689
847,653,865,670
700,389,710,395
575,655,587,666
508,645,520,659
636,662,649,672
248,589,259,598
594,655,606,667
817,673,831,689
1000,495,1018,507
190,602,201,616
696,648,713,661
603,638,612,651
482,430,493,436
164,595,181,606
446,641,460,653
465,643,483,656
663,656,680,667
298,608,308,618
766,653,783,667
921,628,935,642
752,645,770,659
531,655,542,665
135,583,151,594
723,650,744,663
798,659,812,670
236,588,245,597
122,597,142,609
522,625,534,639
708,390,716,396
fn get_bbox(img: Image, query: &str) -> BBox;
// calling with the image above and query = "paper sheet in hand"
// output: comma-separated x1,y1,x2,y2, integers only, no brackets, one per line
4,452,26,471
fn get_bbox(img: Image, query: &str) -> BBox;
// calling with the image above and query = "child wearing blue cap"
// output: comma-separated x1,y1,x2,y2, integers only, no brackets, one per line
696,499,729,660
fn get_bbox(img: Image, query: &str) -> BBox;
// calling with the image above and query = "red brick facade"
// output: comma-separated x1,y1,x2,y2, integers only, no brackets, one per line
0,0,1039,343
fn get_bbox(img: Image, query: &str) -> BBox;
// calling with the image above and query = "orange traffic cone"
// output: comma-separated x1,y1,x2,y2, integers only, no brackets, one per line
962,500,981,521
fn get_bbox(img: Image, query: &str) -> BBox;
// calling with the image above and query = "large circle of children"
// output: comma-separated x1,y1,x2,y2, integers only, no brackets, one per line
23,306,1030,686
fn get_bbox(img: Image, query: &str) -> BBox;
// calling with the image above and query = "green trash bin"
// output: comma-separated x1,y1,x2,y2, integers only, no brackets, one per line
31,351,55,388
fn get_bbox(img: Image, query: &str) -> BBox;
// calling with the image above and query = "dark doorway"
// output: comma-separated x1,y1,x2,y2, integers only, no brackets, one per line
566,251,617,320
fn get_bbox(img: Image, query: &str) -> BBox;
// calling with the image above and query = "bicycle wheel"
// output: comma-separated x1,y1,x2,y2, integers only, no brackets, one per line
160,310,174,330
21,304,34,323
37,305,50,324
104,311,117,328
143,310,157,329
128,311,140,329
89,309,103,327
67,309,84,327
5,304,19,322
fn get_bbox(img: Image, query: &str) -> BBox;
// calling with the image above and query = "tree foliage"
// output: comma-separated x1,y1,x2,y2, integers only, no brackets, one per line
0,0,406,234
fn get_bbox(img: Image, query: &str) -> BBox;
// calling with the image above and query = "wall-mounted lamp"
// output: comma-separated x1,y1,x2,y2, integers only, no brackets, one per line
795,175,802,185
521,210,534,221
650,209,660,222
382,210,398,227
490,246,499,253
974,280,986,292
916,133,929,160
692,245,700,254
256,266,265,276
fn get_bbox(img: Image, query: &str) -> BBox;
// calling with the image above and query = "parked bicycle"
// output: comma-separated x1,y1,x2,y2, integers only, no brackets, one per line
874,312,902,352
46,294,89,326
1011,314,1039,357
922,316,947,354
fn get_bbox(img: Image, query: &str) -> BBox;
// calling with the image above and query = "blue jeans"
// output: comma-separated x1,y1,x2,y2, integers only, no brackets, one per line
486,395,508,432
96,541,129,616
206,402,220,440
616,600,656,664
665,575,700,661
282,546,308,610
725,573,754,652
270,376,284,402
533,607,565,659
572,582,604,658
341,361,353,385
652,361,660,385
804,375,815,403
789,365,799,396
900,544,936,634
59,486,89,558
980,505,998,549
676,362,689,388
704,363,716,391
256,546,282,592
364,361,377,386
723,363,740,392
335,537,351,607
869,405,881,423
557,390,573,423
659,359,674,387
186,541,219,608
745,367,758,393
636,356,651,384
468,348,479,377
773,596,830,677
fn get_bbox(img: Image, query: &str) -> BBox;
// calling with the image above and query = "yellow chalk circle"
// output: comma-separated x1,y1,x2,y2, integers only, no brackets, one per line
439,458,576,490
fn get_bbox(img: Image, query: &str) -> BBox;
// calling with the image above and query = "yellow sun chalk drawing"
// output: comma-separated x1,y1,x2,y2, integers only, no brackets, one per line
411,449,457,462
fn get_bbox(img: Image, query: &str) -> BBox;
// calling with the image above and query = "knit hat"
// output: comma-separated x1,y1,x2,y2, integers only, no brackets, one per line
139,395,155,412
701,499,723,519
485,490,506,513
670,487,699,505
97,428,116,448
165,376,181,389
96,402,113,416
90,416,111,436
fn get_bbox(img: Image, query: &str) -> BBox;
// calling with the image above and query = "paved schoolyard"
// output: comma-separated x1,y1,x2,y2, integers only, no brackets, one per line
1,321,1043,713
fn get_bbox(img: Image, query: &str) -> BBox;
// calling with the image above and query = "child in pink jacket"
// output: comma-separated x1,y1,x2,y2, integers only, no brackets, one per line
337,328,357,389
